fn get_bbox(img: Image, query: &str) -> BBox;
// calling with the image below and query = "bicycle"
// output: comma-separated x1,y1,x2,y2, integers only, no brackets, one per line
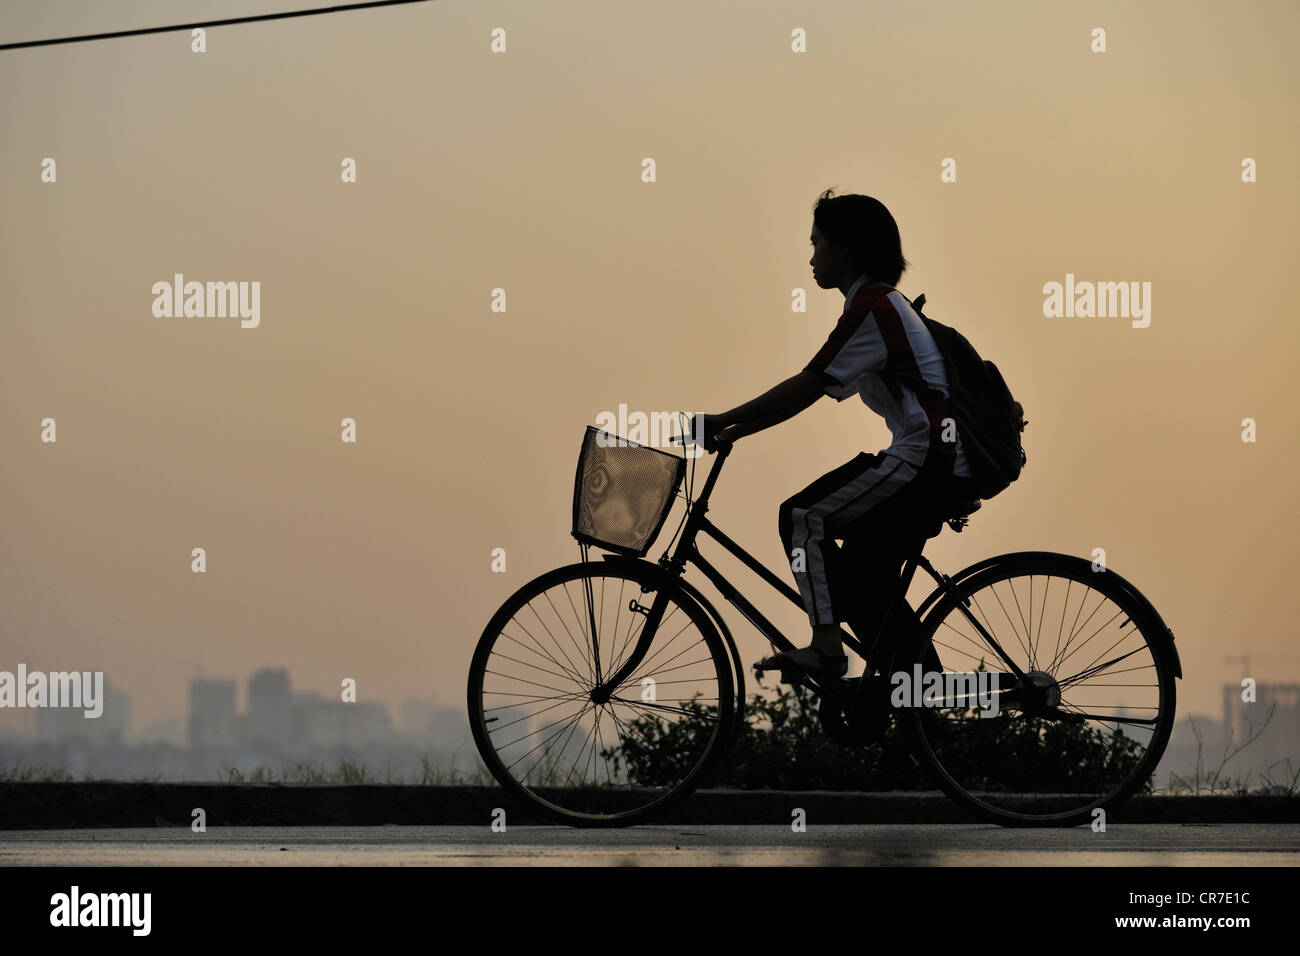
467,420,1181,827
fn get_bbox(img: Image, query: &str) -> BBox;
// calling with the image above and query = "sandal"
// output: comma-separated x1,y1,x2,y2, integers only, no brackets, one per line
754,645,849,680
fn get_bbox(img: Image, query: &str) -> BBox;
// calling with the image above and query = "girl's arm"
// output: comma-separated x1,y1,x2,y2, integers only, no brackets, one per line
709,369,826,440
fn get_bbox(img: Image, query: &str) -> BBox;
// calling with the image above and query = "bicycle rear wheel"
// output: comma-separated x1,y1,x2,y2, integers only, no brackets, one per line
903,552,1176,827
467,560,735,826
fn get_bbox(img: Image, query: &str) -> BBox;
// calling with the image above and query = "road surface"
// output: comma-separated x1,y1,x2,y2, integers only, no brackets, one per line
2,824,1298,866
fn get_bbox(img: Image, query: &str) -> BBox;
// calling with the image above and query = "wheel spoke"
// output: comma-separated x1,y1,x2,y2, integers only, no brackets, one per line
469,564,734,824
1056,644,1150,690
608,695,721,721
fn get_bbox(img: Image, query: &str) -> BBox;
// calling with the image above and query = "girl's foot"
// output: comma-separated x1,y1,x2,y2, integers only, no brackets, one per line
754,644,848,679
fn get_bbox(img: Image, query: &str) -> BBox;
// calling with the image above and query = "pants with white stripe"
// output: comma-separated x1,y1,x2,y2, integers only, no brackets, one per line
778,451,971,635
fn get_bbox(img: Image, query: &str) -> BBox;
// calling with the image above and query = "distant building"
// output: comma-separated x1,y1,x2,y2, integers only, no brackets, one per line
430,707,473,752
1157,714,1225,786
137,715,185,746
398,698,436,738
1223,682,1300,778
188,679,237,748
247,668,292,746
291,691,392,748
34,676,129,745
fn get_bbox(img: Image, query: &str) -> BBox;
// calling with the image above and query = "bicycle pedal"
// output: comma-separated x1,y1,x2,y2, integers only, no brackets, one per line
752,663,802,686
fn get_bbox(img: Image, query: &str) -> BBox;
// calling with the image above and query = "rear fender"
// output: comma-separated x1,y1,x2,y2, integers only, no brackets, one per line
915,550,1181,679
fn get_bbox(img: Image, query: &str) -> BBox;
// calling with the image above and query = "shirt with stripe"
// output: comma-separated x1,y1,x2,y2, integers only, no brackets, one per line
804,276,973,477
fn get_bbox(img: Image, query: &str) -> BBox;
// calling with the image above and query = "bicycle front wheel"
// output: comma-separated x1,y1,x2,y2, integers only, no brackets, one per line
903,552,1177,827
467,560,736,826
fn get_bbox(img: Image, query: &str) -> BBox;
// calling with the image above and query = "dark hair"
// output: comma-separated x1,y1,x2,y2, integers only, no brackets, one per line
811,188,910,286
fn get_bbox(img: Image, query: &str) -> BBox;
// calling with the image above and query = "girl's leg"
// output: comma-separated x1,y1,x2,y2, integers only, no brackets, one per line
778,452,917,629
767,455,957,675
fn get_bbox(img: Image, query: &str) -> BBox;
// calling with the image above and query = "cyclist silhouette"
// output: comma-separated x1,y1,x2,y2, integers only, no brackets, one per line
694,189,979,679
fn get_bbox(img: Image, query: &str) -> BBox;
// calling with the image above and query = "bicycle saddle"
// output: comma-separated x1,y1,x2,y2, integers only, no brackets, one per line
915,499,981,540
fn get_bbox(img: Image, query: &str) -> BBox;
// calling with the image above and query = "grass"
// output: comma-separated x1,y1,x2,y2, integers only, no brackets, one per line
0,761,79,782
1159,702,1300,797
217,756,496,785
0,756,496,786
0,761,171,783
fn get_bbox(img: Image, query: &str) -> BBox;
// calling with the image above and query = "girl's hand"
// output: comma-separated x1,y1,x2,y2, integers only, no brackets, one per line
673,413,732,452
700,414,741,452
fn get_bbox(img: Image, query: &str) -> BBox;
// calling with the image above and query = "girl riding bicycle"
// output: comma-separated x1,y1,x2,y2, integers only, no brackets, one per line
694,189,979,680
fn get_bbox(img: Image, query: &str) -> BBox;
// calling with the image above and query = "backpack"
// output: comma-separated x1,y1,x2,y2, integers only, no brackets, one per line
900,292,1028,500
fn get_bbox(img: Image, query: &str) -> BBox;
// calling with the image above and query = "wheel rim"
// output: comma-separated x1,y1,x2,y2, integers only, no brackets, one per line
470,565,732,823
907,563,1174,823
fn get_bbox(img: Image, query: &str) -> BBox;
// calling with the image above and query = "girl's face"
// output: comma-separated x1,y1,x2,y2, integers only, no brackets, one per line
809,223,852,290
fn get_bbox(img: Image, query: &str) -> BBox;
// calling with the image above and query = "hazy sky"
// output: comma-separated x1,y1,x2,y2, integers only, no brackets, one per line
2,0,1297,737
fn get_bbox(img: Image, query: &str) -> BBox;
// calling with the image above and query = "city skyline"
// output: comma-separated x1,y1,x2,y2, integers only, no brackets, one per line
2,662,1295,794
0,664,467,746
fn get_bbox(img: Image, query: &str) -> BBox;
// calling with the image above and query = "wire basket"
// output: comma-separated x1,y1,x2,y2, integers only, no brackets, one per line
572,426,686,557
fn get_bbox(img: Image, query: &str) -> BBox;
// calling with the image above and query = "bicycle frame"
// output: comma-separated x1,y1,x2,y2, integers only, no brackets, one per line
589,437,1033,712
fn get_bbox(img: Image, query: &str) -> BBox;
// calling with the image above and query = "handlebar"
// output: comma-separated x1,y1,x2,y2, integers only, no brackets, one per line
669,434,733,454
668,413,735,455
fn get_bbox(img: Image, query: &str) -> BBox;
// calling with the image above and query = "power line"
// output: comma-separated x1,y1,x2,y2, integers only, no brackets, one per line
0,0,432,51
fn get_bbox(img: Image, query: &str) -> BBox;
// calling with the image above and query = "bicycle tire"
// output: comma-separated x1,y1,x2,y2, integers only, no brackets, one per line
901,552,1177,827
467,560,736,827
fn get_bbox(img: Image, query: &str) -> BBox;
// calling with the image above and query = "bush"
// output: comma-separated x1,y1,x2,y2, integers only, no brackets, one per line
614,682,1149,792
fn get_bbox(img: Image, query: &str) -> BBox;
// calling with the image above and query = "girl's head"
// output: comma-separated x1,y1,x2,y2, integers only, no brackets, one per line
809,188,910,289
